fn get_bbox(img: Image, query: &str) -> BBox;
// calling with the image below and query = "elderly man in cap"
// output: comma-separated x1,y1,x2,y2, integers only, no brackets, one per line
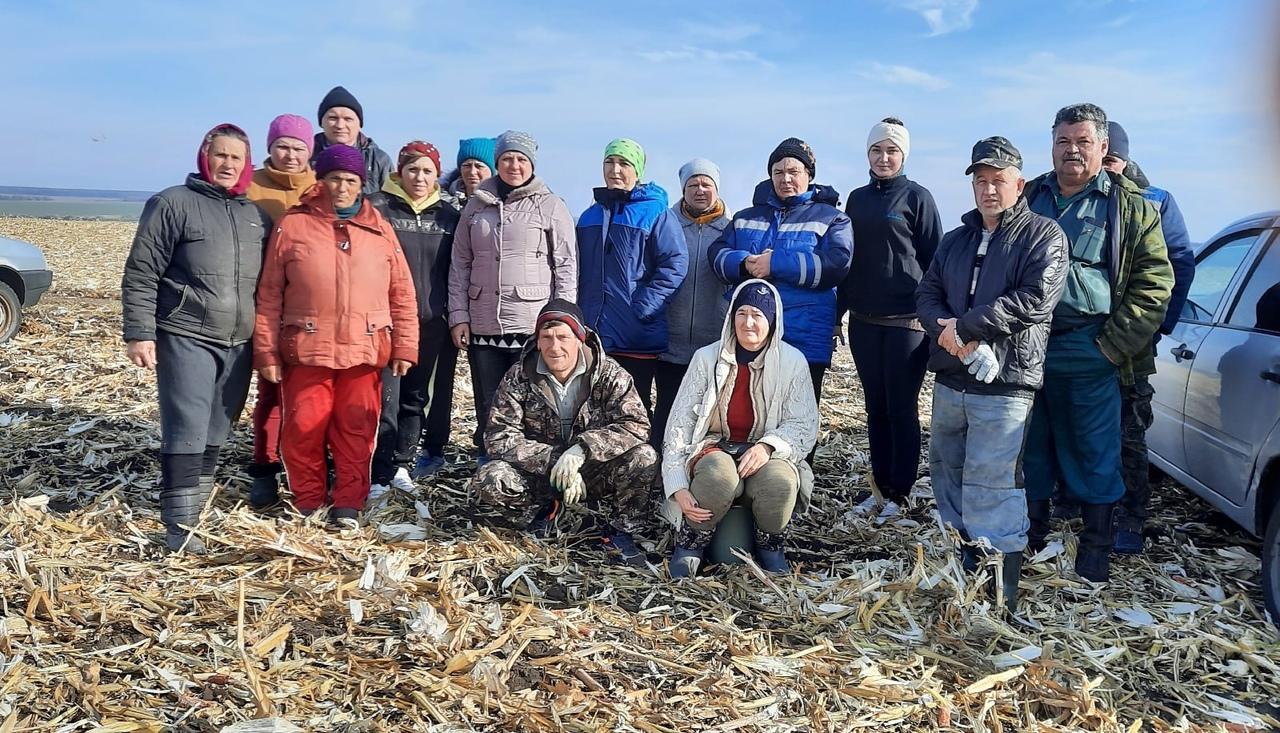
471,299,658,566
916,137,1067,612
1021,103,1172,583
653,158,733,447
311,85,392,194
1102,121,1196,555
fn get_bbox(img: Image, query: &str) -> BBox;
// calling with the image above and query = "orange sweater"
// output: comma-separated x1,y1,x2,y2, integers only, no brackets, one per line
254,186,418,370
247,161,316,223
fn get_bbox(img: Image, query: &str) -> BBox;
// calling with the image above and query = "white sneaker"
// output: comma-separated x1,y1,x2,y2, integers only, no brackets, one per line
367,483,391,502
875,500,901,524
853,495,880,515
391,467,416,493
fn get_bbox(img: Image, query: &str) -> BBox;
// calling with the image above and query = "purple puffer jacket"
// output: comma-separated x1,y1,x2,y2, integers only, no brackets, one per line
447,176,577,335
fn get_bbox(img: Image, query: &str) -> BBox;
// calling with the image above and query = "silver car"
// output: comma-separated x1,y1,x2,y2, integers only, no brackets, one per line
0,235,53,343
1149,210,1280,622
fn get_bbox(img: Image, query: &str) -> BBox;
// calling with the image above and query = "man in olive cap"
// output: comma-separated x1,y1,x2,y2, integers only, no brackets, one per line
916,136,1068,612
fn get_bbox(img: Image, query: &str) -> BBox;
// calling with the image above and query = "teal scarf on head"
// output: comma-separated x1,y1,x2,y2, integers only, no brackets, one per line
336,195,362,220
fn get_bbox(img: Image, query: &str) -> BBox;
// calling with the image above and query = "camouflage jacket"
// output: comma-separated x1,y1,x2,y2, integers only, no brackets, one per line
485,331,651,476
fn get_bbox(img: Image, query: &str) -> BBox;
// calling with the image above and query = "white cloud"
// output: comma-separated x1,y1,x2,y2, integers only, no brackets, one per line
1105,12,1137,28
637,46,763,64
889,0,979,35
860,63,949,91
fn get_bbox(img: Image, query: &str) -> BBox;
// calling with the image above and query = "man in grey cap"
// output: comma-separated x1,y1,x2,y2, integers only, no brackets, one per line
916,136,1068,613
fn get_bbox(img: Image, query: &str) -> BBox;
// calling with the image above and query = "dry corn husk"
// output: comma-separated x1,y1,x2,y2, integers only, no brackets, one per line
1,216,1278,731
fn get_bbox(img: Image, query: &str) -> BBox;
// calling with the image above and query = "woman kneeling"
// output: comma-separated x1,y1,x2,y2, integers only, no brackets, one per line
662,279,818,576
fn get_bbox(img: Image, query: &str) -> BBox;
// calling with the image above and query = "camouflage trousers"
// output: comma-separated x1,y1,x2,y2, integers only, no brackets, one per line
1117,375,1155,532
471,444,658,534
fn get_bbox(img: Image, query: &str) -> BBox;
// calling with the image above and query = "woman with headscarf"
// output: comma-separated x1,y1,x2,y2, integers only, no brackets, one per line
254,144,419,528
447,130,578,464
367,141,460,498
661,279,818,576
707,137,853,406
841,118,943,519
122,123,271,552
245,113,318,508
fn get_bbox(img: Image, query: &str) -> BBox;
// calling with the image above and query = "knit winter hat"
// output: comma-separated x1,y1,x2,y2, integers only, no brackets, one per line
456,137,497,170
768,137,816,178
679,158,721,190
314,143,366,181
495,130,538,169
732,280,777,331
398,141,441,174
867,120,911,160
1106,121,1130,161
537,299,588,342
267,114,314,155
604,138,646,180
317,86,364,126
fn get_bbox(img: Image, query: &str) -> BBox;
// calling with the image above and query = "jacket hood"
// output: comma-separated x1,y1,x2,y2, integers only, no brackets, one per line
258,160,316,190
1122,158,1151,189
592,181,669,208
297,183,383,231
751,180,839,209
197,123,254,197
719,279,786,359
471,175,549,206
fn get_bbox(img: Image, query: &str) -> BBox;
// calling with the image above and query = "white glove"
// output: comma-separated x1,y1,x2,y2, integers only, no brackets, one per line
562,473,586,505
964,342,1000,384
551,444,585,495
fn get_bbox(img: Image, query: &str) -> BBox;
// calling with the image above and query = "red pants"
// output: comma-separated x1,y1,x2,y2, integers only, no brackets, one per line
251,381,282,466
279,364,381,511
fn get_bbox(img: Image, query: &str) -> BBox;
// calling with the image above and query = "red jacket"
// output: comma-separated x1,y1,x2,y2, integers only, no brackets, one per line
254,186,418,370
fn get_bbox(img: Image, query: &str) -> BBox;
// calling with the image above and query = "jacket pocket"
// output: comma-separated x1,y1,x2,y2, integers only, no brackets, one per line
468,284,483,301
280,311,320,364
163,282,191,320
367,309,393,365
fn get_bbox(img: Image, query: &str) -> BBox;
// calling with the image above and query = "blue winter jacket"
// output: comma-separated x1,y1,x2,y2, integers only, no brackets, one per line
576,182,688,355
708,181,854,365
1141,187,1194,334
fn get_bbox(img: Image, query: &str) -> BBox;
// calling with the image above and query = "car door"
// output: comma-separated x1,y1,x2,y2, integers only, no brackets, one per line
1150,230,1262,470
1183,228,1280,507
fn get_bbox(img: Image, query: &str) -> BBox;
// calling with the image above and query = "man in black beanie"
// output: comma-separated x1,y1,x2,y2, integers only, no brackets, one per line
312,85,392,194
471,299,658,567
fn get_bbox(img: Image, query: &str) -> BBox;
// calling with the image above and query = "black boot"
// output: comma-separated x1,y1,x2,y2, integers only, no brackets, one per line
161,484,207,554
1075,502,1115,583
1000,552,1023,614
1026,499,1051,554
957,529,982,573
247,462,281,508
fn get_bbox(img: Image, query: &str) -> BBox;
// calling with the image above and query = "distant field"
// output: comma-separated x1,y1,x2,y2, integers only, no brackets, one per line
0,200,144,220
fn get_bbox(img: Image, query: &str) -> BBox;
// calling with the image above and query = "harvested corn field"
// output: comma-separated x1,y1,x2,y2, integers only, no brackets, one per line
0,216,1278,732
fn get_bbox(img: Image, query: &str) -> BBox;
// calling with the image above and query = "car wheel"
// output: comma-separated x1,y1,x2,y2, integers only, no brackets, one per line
0,281,21,343
1264,498,1280,624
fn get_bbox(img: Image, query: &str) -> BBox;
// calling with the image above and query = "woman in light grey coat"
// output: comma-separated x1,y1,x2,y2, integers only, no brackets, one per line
447,130,577,460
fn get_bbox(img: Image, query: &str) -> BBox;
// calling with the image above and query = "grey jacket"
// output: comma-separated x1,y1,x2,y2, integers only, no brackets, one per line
122,174,271,346
661,203,732,364
447,176,577,335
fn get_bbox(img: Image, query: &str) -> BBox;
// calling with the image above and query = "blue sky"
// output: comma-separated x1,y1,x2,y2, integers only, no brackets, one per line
2,0,1277,241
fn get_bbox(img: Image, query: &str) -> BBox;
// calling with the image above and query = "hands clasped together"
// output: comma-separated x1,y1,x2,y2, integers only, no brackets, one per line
936,317,999,384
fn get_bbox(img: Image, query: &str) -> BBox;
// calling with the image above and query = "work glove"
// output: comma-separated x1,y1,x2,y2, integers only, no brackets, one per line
963,342,1000,384
551,444,586,502
562,473,586,505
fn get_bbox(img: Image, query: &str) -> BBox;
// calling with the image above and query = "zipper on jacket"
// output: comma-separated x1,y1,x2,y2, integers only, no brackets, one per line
228,198,241,347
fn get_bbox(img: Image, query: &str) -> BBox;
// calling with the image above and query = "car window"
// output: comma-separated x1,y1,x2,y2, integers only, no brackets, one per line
1184,232,1261,323
1227,235,1280,333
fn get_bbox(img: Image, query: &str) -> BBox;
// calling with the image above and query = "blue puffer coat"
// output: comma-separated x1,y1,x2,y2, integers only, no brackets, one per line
708,181,853,365
576,183,688,355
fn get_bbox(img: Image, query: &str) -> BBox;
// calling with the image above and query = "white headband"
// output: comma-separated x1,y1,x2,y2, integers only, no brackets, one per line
867,122,911,161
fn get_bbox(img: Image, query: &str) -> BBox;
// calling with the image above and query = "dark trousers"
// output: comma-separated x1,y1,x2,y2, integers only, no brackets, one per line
155,331,252,461
613,355,659,416
1117,374,1155,532
372,319,451,483
846,319,929,500
469,343,524,453
652,360,689,449
422,339,458,457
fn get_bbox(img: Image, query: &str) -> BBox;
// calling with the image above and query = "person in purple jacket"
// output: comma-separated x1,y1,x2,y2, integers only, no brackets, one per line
841,118,943,519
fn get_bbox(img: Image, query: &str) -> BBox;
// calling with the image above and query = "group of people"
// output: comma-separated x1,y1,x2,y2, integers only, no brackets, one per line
120,87,1193,612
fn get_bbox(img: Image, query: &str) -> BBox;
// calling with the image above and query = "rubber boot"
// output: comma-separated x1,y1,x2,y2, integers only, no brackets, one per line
248,463,281,508
753,528,790,574
999,552,1023,614
161,484,207,554
1075,502,1115,583
1026,499,1051,554
669,545,705,579
958,529,981,573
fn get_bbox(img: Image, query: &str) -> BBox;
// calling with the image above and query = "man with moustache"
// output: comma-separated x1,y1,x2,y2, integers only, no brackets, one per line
917,137,1067,612
1020,104,1172,584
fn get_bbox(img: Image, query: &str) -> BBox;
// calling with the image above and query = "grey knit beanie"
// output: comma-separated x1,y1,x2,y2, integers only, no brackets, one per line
495,130,538,169
679,158,721,190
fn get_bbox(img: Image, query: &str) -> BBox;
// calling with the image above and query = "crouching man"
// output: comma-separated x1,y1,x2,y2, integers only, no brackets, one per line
470,299,658,566
916,136,1068,612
